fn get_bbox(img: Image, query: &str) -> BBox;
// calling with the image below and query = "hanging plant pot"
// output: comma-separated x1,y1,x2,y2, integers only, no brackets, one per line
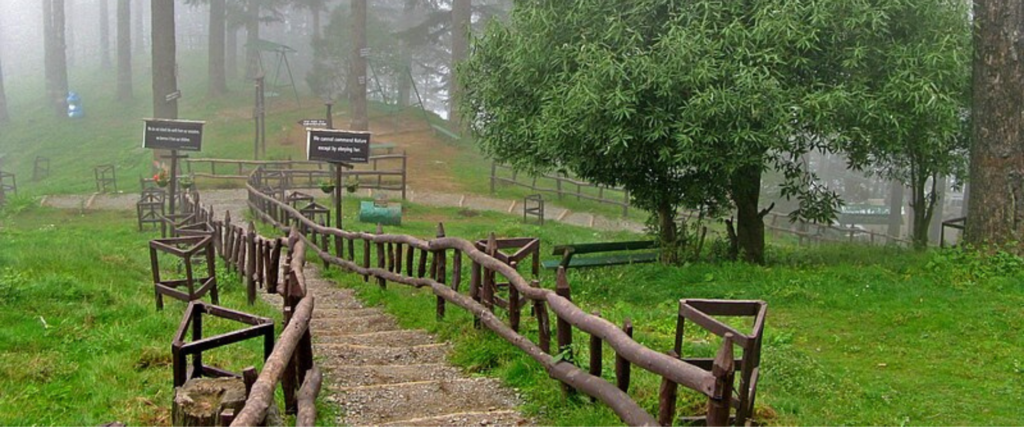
155,179,169,188
320,184,336,194
346,184,358,194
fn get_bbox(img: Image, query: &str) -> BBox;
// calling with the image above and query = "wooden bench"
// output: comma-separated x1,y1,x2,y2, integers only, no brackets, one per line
542,240,659,269
431,124,461,142
371,142,397,154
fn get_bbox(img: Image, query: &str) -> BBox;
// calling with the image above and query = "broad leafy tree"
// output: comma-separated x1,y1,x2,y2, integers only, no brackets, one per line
965,0,1024,250
459,0,879,263
839,0,971,249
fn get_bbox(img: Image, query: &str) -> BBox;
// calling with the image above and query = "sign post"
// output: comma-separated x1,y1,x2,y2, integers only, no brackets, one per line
307,128,370,251
144,119,205,215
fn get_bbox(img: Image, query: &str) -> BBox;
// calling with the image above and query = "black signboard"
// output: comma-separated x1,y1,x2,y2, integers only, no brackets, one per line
307,129,370,164
143,119,205,152
298,119,329,129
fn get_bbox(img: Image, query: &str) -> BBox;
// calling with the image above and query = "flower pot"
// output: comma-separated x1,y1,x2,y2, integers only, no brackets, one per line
346,185,358,194
155,180,169,188
320,185,335,194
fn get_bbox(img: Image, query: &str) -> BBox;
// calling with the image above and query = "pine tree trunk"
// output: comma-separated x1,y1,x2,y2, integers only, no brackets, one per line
116,0,132,101
100,0,112,70
48,0,69,118
133,0,144,54
0,48,8,123
226,27,238,80
311,9,321,42
396,0,414,107
349,0,369,131
245,5,260,79
43,0,55,106
965,0,1024,250
151,0,178,120
208,0,227,97
732,163,766,264
449,0,471,125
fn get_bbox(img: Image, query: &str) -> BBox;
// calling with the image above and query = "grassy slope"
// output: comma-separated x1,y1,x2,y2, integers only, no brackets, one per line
0,204,291,425
324,212,1024,426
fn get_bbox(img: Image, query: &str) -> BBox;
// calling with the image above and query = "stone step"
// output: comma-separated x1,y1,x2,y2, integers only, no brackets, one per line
321,363,462,388
314,315,401,336
332,378,520,426
313,307,385,319
318,343,449,366
314,330,436,347
380,410,526,427
311,295,366,310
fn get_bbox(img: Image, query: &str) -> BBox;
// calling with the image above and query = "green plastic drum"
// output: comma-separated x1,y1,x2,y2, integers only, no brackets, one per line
358,201,402,226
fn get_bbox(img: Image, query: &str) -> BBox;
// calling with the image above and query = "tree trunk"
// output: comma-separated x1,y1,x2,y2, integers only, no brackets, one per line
208,0,227,97
133,0,144,54
311,8,321,42
731,163,766,264
226,27,238,80
151,0,178,120
887,180,904,238
657,202,679,264
100,0,112,70
0,47,8,123
349,0,369,131
928,175,948,243
909,176,933,249
116,0,132,101
449,0,471,125
396,0,414,107
43,0,55,106
245,4,260,79
965,0,1024,251
45,0,69,118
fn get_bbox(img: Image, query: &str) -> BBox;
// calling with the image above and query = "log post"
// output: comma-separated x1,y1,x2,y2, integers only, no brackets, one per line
362,238,371,282
281,306,298,415
376,224,386,289
482,234,498,313
589,310,603,402
658,351,680,426
435,223,447,320
509,261,521,332
451,251,462,292
555,267,575,395
616,319,633,393
531,280,551,354
405,244,414,275
172,378,249,427
470,260,482,329
395,243,403,274
706,334,736,427
417,247,428,278
245,223,257,306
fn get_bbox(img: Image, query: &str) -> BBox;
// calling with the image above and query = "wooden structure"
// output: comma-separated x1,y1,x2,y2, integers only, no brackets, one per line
0,170,16,197
171,301,275,388
492,163,630,217
94,164,117,193
137,188,166,231
940,216,967,248
677,299,766,426
149,235,219,310
524,194,545,225
240,164,765,426
186,155,408,200
33,156,50,182
543,241,659,270
286,191,315,209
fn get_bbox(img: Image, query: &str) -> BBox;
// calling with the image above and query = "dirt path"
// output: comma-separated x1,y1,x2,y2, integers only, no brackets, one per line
261,265,529,426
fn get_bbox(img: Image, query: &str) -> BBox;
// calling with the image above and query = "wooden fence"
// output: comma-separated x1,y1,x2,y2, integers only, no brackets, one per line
179,193,322,426
187,154,408,199
491,163,631,217
244,166,754,426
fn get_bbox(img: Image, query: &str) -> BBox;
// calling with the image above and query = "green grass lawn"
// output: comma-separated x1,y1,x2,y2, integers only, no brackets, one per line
0,204,298,425
321,208,1024,426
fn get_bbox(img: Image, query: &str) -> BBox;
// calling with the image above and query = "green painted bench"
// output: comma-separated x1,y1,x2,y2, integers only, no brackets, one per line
431,124,461,142
542,240,659,269
370,143,398,154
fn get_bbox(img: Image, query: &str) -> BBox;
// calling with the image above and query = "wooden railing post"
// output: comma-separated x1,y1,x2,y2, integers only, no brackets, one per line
706,333,735,427
616,319,633,393
509,261,521,332
658,351,680,426
589,310,603,402
470,260,482,329
482,234,498,314
531,280,551,354
375,224,386,289
245,222,257,306
555,267,575,395
362,237,371,282
281,306,298,414
435,223,447,320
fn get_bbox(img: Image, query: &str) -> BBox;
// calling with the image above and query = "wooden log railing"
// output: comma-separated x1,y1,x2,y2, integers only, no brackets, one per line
186,155,408,200
181,192,321,427
491,163,630,217
243,166,747,426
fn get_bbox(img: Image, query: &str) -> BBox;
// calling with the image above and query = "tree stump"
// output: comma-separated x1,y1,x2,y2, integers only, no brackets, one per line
172,378,248,427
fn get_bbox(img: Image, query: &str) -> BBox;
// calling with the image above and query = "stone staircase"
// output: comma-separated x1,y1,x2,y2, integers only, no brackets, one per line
263,265,529,427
